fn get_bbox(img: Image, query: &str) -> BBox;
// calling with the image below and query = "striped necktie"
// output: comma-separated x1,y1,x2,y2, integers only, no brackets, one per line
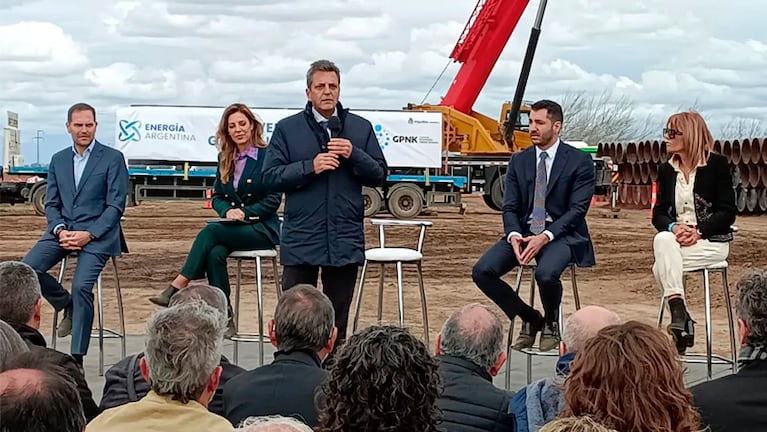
530,152,548,234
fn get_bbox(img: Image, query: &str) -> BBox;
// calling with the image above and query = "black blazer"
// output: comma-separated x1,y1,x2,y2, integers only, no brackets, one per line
502,142,596,267
691,359,767,431
651,153,735,242
222,350,328,427
211,150,282,245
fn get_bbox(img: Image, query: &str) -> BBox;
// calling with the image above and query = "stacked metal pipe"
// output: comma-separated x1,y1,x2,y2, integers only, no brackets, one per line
597,138,767,214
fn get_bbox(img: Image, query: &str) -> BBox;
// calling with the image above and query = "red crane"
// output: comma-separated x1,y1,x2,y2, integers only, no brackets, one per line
440,0,532,114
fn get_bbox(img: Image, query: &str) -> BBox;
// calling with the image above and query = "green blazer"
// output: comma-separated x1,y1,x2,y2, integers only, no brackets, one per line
211,151,281,246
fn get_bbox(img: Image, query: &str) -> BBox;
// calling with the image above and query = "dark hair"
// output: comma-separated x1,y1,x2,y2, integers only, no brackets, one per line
306,59,341,88
736,270,767,346
0,350,86,432
275,284,334,352
562,321,700,432
531,99,563,124
67,103,96,123
316,325,441,432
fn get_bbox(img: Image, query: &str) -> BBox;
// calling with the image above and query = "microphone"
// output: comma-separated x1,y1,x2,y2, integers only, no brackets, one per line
327,115,342,138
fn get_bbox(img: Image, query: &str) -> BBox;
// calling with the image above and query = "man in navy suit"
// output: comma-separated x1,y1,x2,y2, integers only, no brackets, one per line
472,100,595,352
22,103,129,365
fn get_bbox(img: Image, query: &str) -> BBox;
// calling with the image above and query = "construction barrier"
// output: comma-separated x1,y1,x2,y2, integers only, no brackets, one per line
203,189,212,209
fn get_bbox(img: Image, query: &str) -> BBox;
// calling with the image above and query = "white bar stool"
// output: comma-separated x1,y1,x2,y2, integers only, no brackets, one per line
52,254,126,376
352,218,432,346
227,249,281,366
657,260,738,380
504,261,581,390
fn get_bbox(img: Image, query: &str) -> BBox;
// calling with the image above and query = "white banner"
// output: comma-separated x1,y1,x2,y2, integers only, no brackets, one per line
114,105,442,168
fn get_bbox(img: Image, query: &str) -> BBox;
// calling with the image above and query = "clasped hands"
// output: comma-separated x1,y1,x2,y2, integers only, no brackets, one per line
672,223,701,247
57,230,93,251
225,208,246,220
509,233,550,265
313,138,353,174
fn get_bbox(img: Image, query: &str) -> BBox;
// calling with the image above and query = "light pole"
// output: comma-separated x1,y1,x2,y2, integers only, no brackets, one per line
33,129,44,165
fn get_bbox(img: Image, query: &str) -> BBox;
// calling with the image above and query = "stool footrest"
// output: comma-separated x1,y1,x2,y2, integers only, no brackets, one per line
230,333,268,343
678,354,736,365
515,347,560,357
89,329,124,339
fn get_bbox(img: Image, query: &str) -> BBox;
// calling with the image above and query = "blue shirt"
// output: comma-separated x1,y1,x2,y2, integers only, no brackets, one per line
73,140,95,189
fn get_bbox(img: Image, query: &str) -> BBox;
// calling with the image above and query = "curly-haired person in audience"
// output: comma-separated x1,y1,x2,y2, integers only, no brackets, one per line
691,270,767,431
315,325,441,432
560,321,701,432
539,416,618,432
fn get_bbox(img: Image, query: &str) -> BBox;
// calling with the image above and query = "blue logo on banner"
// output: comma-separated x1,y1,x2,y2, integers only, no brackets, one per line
374,124,391,150
118,120,141,142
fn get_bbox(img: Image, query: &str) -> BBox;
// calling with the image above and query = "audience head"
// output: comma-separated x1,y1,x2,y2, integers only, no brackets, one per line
735,270,767,347
269,284,336,359
562,321,700,432
540,416,618,432
0,319,29,371
236,415,314,432
169,282,228,328
437,303,506,375
0,261,42,328
0,349,85,432
317,325,440,432
140,300,225,407
562,306,621,353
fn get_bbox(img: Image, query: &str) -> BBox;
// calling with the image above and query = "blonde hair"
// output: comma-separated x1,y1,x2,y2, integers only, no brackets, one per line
540,416,618,432
217,103,268,184
666,111,713,167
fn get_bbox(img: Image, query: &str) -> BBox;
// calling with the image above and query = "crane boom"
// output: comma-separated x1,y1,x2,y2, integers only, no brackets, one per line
440,0,531,114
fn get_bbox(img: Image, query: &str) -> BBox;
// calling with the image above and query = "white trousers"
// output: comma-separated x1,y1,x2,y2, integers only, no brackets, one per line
652,231,729,299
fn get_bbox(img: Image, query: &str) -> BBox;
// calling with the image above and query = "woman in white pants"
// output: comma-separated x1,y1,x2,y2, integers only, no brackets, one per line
651,111,736,355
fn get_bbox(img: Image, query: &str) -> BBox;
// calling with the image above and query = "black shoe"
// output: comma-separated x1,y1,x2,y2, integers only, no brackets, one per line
512,314,544,351
57,305,73,338
149,285,178,307
668,313,695,355
224,305,236,340
539,322,561,352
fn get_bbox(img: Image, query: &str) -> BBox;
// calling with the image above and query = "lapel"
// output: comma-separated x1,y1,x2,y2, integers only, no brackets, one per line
546,142,570,197
58,149,76,198
73,142,103,201
236,152,261,193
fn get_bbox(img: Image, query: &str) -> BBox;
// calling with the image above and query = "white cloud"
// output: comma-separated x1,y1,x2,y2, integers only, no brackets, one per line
1,0,766,162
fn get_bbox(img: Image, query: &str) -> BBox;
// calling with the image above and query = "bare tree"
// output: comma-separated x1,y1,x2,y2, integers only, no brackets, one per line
719,117,767,140
559,89,657,144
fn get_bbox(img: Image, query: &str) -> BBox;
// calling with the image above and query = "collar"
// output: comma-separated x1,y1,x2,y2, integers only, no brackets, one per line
236,145,258,161
8,321,47,347
437,354,493,382
312,106,338,123
72,140,95,157
535,139,560,160
669,156,703,174
143,390,209,411
555,351,576,377
273,348,323,367
739,344,767,369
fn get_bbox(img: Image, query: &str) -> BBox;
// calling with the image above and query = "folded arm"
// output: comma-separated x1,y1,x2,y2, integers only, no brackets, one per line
348,128,388,187
697,158,736,238
502,155,524,239
44,159,67,235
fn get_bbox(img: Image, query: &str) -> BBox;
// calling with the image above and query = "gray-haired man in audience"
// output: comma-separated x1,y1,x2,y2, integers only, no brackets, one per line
86,300,232,432
692,270,767,432
223,284,337,427
435,303,516,432
508,305,621,432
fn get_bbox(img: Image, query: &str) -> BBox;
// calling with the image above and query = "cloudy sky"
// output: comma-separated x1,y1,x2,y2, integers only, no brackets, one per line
1,0,765,165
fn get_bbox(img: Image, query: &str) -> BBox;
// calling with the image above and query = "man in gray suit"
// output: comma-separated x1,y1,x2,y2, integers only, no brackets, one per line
22,102,129,365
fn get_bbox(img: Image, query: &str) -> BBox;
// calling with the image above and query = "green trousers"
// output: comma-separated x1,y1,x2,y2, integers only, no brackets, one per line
180,222,274,301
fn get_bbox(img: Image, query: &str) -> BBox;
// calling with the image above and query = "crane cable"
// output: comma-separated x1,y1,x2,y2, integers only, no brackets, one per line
420,59,453,105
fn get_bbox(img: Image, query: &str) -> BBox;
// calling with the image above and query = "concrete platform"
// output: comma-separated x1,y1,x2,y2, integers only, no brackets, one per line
53,334,736,405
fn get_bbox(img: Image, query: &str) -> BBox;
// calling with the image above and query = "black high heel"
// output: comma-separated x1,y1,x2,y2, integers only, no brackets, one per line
668,313,695,355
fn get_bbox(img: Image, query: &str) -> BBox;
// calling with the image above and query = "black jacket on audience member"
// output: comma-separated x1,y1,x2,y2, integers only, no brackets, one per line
222,349,328,427
691,357,767,432
10,322,100,422
99,351,245,417
436,355,516,432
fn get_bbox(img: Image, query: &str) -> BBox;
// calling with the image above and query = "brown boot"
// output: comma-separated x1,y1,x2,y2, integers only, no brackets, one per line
539,322,561,352
149,286,178,307
512,314,544,351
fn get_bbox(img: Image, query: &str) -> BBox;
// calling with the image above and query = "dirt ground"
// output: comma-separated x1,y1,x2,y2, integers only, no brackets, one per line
1,196,766,355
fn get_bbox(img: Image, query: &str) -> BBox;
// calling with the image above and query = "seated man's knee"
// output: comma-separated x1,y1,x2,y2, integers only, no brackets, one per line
653,231,676,250
535,267,561,287
471,262,495,285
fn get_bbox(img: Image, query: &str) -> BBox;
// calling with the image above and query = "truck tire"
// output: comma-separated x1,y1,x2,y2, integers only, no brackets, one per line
362,186,382,218
488,175,504,211
32,183,47,216
387,185,423,219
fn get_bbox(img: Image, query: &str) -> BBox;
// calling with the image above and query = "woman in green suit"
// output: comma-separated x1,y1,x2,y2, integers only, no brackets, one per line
149,103,281,335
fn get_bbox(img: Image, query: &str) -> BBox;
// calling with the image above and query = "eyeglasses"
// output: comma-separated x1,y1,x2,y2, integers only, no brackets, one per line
663,128,683,139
